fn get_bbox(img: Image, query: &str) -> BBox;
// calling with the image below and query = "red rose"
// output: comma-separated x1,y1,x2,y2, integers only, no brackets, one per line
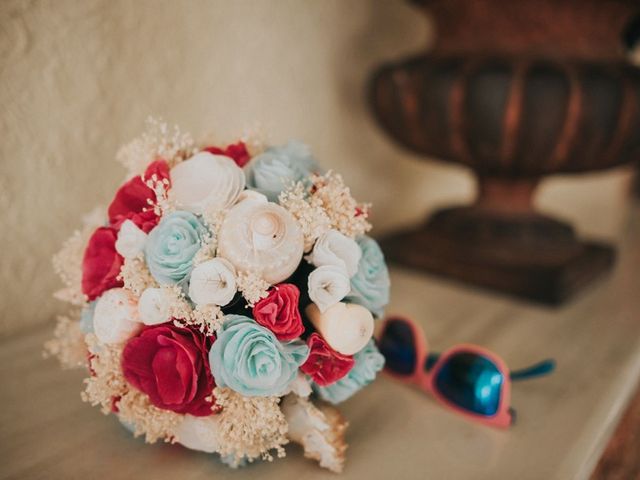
122,325,216,416
204,142,251,168
301,333,355,386
81,226,124,301
108,159,170,233
252,284,304,341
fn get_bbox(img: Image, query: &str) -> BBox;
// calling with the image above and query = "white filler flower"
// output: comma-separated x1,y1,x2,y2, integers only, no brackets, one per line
308,265,350,313
188,258,237,306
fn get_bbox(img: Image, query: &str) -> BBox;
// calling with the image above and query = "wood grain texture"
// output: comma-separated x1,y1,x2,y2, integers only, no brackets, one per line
591,384,640,480
1,210,639,480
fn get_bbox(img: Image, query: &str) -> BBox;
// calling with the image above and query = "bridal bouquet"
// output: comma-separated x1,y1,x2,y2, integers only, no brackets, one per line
46,119,390,472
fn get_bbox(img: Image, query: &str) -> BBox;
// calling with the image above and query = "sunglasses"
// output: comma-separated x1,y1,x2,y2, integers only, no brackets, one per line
377,316,555,428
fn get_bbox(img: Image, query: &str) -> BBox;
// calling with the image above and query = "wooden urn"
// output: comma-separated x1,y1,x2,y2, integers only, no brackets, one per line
369,0,640,305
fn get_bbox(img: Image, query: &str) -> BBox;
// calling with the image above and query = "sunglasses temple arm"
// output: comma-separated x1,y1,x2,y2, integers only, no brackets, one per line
509,359,556,381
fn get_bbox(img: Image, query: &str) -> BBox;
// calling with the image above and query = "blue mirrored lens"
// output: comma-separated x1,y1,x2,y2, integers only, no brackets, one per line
378,319,417,375
434,352,504,416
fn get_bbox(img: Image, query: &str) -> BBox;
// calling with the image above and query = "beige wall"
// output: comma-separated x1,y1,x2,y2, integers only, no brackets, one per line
0,0,633,337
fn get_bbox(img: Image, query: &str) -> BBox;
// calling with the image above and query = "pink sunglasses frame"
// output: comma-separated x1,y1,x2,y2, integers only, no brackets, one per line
378,315,513,428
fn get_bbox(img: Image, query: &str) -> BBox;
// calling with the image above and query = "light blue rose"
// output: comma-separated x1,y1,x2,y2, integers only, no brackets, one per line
209,315,309,397
245,140,320,201
79,301,96,334
314,340,384,404
345,236,390,317
144,211,208,285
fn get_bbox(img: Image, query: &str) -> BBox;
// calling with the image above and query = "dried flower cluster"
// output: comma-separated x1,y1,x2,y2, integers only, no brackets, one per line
214,387,288,463
119,257,157,296
279,171,372,251
52,213,103,305
309,172,372,238
174,304,225,336
43,313,87,369
145,175,174,218
117,390,182,444
279,181,331,252
117,117,196,176
236,270,270,306
81,334,128,414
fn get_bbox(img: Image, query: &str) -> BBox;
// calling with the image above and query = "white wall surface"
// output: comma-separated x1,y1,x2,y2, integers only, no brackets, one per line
0,0,633,336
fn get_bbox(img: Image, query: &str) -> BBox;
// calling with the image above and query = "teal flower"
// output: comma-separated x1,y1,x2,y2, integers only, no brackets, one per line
245,140,319,201
345,236,390,317
314,340,384,404
209,315,309,397
144,211,208,285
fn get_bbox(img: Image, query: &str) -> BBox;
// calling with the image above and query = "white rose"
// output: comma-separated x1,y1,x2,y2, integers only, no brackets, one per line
138,287,171,325
188,258,237,306
115,220,147,259
308,265,350,313
306,302,374,355
173,415,221,453
306,229,361,277
93,288,142,345
170,152,245,213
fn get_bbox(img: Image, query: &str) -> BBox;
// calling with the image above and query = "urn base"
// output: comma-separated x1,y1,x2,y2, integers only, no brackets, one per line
379,206,615,305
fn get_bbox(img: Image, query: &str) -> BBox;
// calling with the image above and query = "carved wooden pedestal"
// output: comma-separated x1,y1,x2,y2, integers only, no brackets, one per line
370,0,640,304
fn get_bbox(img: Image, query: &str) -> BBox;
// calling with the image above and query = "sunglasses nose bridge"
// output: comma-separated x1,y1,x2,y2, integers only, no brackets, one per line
419,369,434,392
